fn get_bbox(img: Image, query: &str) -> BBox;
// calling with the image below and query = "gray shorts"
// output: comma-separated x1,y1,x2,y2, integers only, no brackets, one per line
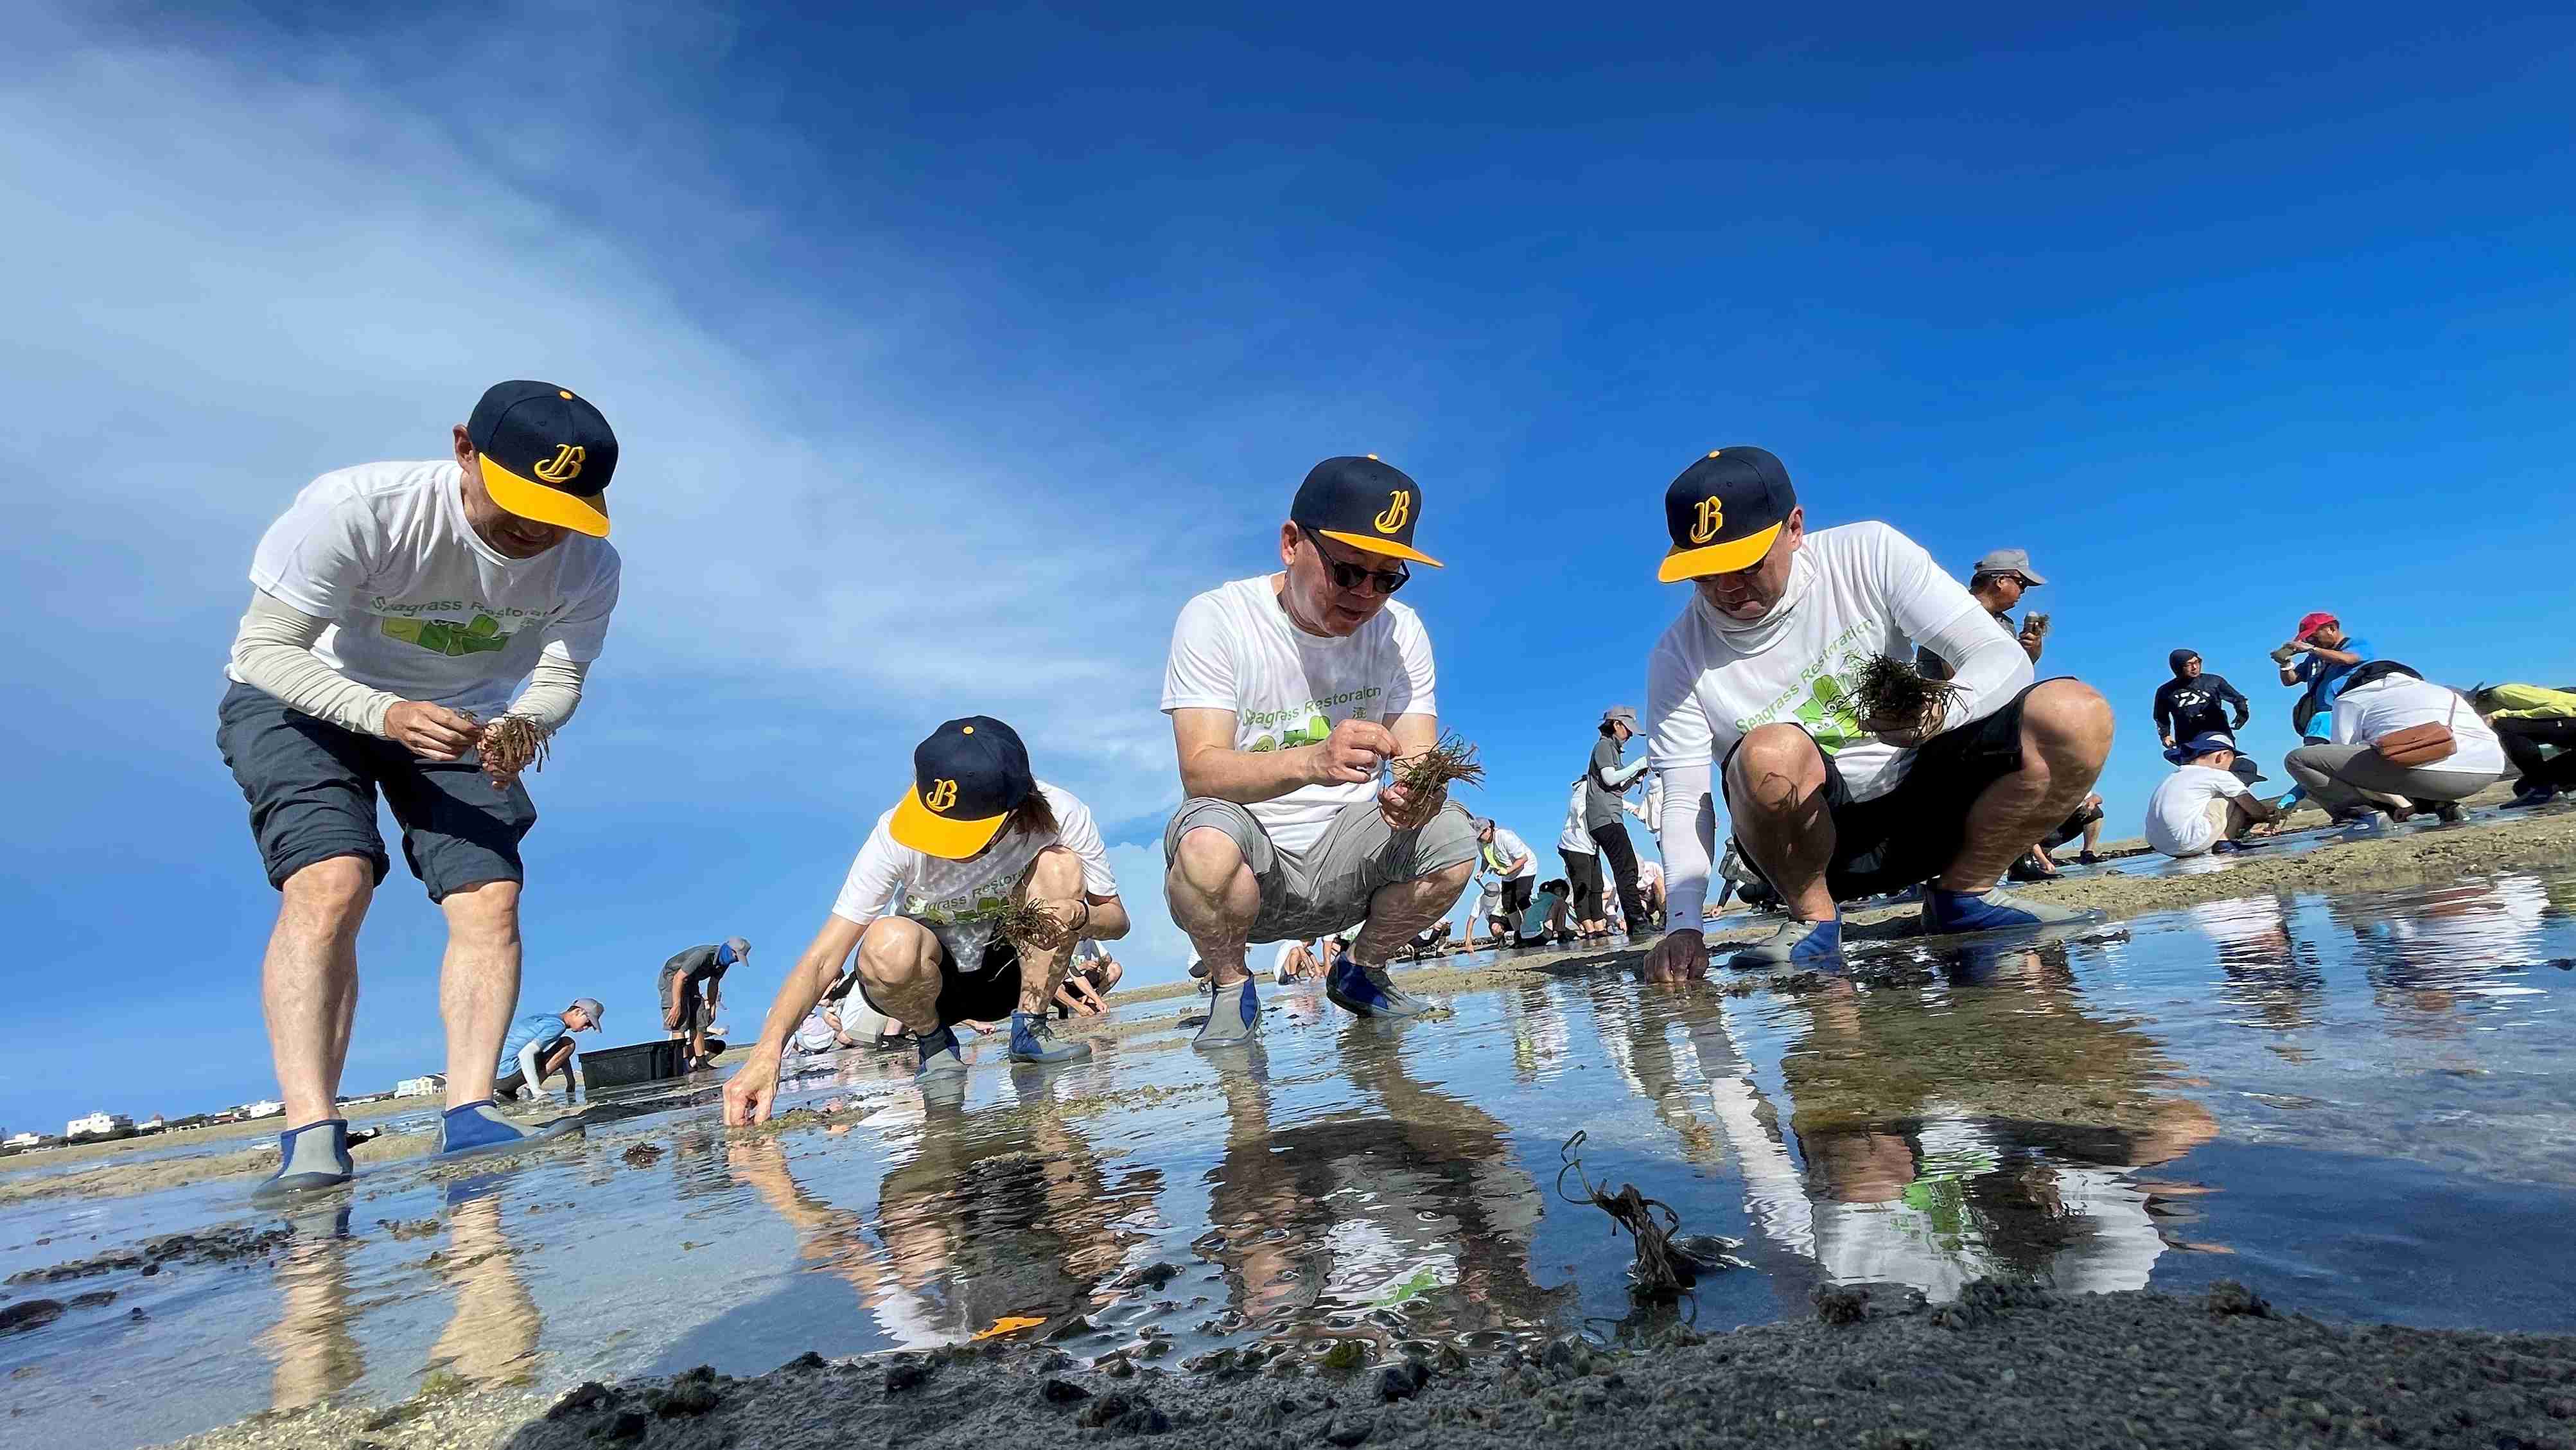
216,682,535,902
1161,797,1478,944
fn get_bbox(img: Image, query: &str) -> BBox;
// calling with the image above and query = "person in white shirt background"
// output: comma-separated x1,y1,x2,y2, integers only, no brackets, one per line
2282,663,2507,825
1555,776,1617,939
723,716,1128,1124
219,380,622,1199
2144,733,2284,858
1467,816,1539,944
1638,446,2114,982
1159,455,1479,1046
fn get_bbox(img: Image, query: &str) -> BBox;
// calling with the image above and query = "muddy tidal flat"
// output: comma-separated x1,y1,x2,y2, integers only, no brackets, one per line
4,801,2575,1449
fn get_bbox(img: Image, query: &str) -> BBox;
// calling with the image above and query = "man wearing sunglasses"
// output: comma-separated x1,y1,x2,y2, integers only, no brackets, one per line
1636,448,2114,981
1162,455,1479,1045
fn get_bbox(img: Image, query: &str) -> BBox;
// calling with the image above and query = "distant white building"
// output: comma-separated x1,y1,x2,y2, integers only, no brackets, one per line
238,1100,285,1120
3,1131,45,1150
66,1111,133,1140
394,1074,446,1099
139,1115,166,1133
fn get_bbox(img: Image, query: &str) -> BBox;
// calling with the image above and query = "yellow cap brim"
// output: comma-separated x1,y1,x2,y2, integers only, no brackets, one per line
479,455,611,538
1658,522,1782,583
1316,529,1443,567
889,786,1008,860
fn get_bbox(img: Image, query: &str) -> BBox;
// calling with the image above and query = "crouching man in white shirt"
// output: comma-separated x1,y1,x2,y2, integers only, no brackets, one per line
1639,448,2115,981
1161,456,1479,1046
722,716,1128,1123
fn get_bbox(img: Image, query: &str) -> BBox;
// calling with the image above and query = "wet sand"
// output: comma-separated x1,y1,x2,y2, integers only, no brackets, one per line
159,1278,2576,1450
22,804,2576,1208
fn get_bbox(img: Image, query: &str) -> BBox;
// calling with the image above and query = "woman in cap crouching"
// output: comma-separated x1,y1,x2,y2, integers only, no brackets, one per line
722,716,1127,1124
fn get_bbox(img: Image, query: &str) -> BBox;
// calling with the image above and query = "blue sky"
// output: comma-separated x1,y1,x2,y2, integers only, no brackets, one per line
4,2,2573,1131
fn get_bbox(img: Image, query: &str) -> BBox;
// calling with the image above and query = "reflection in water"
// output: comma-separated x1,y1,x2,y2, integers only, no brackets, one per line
2191,896,2326,1035
429,1182,541,1388
262,1207,361,1412
1196,1031,1566,1347
1764,944,2218,1299
731,1080,1163,1346
2329,877,2552,1031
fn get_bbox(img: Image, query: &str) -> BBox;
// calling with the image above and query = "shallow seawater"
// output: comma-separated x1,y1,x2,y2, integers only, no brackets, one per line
8,869,2576,1449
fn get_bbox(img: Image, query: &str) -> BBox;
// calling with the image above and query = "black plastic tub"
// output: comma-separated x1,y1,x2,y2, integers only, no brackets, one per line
582,1039,685,1089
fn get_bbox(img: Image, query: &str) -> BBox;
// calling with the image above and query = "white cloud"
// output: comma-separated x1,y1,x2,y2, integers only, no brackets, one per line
0,3,1442,831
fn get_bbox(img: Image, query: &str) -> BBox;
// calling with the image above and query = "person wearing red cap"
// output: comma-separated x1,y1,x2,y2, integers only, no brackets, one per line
2274,614,2374,741
220,381,621,1200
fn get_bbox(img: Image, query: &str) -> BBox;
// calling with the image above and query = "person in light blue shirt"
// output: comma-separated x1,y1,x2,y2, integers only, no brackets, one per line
496,998,602,1101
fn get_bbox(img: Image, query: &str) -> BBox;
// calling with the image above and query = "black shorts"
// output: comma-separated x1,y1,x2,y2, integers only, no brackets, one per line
1722,680,2045,901
216,682,535,901
854,932,1023,1030
1498,877,1534,917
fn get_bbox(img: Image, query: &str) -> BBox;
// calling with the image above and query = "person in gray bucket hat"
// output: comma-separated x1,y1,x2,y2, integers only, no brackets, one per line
1581,705,1656,941
1920,547,2049,681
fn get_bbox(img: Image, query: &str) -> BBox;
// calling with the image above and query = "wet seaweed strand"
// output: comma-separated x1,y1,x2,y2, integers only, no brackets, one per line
1384,732,1486,829
990,899,1076,955
1557,1130,1692,1302
473,714,552,786
1852,655,1965,738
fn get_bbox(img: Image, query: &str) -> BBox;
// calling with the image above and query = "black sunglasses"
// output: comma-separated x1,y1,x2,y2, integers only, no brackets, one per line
1299,524,1410,596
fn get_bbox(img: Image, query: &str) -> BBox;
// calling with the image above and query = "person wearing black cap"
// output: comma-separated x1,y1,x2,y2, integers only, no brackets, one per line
1635,447,2114,981
2153,651,2254,763
2145,735,2282,858
1161,455,1480,1045
219,381,621,1199
721,717,1128,1124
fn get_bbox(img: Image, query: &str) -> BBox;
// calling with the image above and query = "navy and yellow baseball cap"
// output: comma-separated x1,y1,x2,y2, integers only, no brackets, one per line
467,381,618,538
1290,455,1442,567
889,716,1035,860
1658,446,1798,582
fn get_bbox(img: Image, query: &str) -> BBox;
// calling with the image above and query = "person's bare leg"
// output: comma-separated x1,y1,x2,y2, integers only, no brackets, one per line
855,919,945,1031
1726,724,1838,922
265,856,376,1129
439,880,523,1110
1168,827,1260,988
1349,860,1476,965
1011,847,1087,1015
2081,809,2104,854
1937,682,2114,891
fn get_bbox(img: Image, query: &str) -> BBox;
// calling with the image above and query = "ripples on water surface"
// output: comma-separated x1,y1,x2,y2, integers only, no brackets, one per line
6,868,2576,1448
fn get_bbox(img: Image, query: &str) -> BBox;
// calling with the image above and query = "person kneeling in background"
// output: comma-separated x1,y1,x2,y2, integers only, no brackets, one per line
2469,684,2576,809
496,998,603,1101
2146,737,2281,859
2283,664,2506,826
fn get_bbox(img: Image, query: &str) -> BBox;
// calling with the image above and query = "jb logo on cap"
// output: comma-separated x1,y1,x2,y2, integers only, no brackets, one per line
1690,497,1724,543
1373,490,1410,533
533,445,586,483
925,779,959,811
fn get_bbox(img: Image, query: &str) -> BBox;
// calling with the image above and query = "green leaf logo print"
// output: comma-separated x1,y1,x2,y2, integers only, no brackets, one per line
381,612,514,658
1796,669,1869,756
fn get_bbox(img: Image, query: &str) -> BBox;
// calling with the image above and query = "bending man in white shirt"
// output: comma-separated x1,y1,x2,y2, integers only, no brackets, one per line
1638,447,2114,980
1161,455,1480,1046
721,716,1129,1123
220,381,623,1199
